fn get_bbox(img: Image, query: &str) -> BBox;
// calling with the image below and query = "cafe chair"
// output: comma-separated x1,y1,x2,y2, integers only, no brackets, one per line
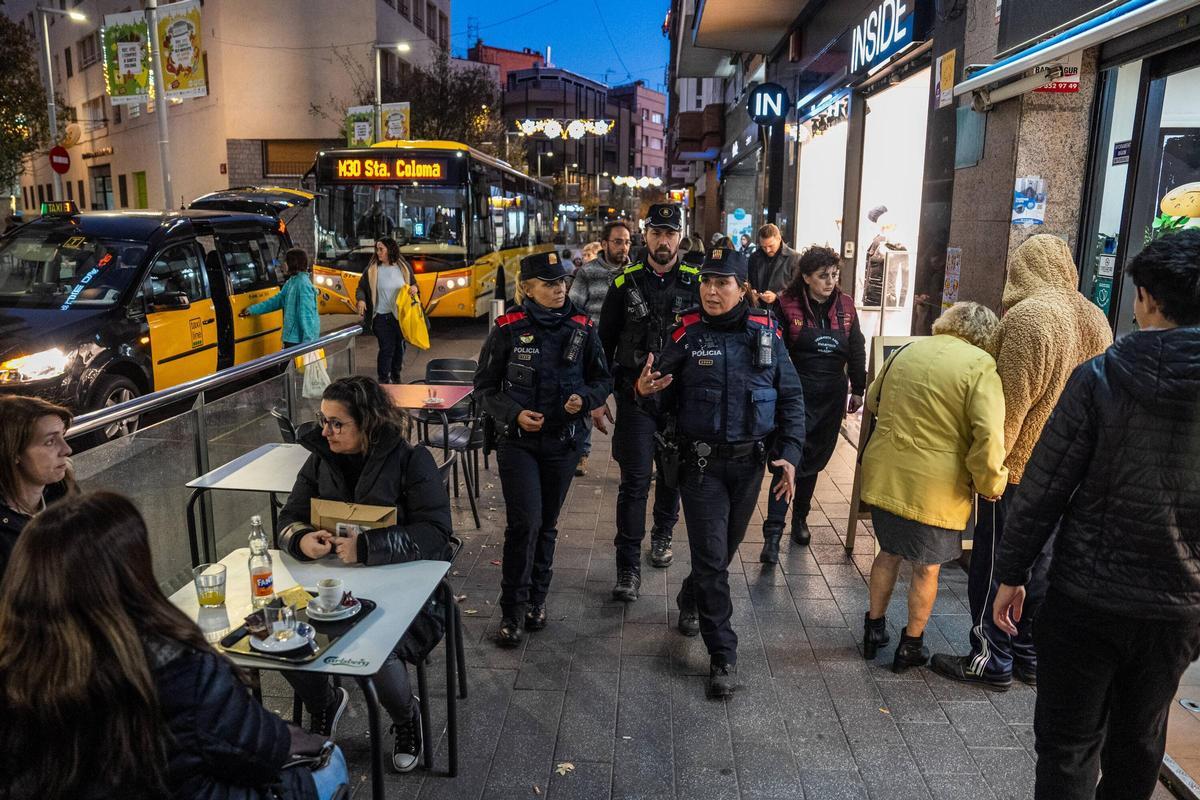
270,404,298,443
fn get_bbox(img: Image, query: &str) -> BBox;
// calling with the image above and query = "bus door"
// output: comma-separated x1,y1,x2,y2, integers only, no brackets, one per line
216,227,287,363
142,242,219,390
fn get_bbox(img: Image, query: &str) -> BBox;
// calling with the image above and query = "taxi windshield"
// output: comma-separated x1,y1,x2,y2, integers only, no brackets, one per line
0,227,146,309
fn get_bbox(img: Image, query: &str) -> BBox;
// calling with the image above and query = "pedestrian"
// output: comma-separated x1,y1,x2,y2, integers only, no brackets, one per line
568,221,633,476
239,248,319,348
748,223,801,306
859,302,1008,672
356,237,419,384
0,491,350,800
991,229,1200,800
276,376,452,772
637,246,804,698
931,234,1112,690
0,395,75,584
598,203,700,598
760,245,866,561
475,252,612,648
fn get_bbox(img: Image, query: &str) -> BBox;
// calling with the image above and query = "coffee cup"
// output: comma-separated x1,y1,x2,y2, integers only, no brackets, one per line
316,577,344,611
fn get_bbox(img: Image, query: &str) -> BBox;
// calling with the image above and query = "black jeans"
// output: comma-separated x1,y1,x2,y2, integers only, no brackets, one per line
967,487,1053,676
612,389,680,570
286,649,416,723
764,470,819,536
677,454,765,665
496,433,578,619
372,313,406,384
1033,588,1200,800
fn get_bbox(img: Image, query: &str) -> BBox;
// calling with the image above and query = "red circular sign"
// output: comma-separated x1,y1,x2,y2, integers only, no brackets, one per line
49,146,70,174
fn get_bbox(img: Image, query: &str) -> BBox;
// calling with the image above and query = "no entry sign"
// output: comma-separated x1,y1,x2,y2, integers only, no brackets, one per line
49,146,70,174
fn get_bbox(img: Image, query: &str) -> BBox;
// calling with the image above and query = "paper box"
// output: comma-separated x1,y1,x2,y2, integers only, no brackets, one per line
310,499,396,536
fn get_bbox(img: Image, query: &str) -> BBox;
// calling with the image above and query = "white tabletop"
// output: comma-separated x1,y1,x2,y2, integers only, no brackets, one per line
187,442,311,494
170,547,450,677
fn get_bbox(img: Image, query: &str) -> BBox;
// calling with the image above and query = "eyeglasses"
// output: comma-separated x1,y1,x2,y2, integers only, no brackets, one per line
317,413,347,433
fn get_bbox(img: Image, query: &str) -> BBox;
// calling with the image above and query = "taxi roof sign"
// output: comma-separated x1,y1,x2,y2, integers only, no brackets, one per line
41,201,79,216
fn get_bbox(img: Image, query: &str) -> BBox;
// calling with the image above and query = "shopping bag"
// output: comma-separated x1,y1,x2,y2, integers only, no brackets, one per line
301,355,331,399
397,292,431,350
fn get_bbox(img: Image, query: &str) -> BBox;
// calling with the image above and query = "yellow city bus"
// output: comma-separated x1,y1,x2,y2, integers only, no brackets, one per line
308,140,555,317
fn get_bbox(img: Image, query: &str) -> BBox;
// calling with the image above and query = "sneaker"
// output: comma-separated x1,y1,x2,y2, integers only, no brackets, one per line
496,616,524,648
391,709,422,773
649,533,673,568
930,653,1013,691
525,604,547,631
676,590,699,637
575,456,588,477
706,660,737,699
311,686,350,739
1014,663,1037,687
612,569,641,602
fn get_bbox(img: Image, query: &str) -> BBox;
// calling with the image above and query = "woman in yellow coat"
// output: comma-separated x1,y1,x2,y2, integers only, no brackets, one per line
859,301,1009,673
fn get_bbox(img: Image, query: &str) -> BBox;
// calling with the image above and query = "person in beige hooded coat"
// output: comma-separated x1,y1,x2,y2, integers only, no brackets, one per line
931,234,1112,690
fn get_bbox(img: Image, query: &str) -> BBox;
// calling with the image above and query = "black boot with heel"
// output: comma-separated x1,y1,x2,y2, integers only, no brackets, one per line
862,613,890,659
892,627,929,674
759,532,782,564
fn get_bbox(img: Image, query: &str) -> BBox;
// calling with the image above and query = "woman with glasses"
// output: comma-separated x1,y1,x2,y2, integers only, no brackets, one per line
759,245,867,562
276,376,452,774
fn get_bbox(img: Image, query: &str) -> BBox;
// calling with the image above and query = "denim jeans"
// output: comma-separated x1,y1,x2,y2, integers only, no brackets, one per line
373,313,406,383
310,745,349,799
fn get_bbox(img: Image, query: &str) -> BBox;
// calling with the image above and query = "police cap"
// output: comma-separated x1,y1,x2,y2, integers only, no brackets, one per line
519,251,570,281
699,247,749,282
645,203,682,231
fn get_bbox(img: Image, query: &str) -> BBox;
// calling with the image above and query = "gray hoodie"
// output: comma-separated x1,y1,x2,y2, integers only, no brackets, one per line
569,254,627,324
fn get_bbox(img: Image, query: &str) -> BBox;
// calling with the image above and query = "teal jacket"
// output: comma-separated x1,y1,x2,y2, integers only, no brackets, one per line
246,273,319,344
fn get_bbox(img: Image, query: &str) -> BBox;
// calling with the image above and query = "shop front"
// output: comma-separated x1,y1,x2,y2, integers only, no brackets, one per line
718,117,764,247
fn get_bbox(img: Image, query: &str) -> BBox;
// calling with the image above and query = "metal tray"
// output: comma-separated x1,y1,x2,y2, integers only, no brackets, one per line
218,594,377,665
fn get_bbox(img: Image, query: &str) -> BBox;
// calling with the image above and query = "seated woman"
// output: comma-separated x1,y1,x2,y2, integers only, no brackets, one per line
278,376,452,773
0,491,349,800
0,395,75,583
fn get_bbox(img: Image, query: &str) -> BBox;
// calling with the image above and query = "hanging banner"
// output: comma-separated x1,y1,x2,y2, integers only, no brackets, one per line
156,0,207,100
381,102,411,140
101,12,151,106
345,106,375,147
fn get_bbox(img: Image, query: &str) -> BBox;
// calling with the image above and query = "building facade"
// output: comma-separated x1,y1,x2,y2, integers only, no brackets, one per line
466,40,543,85
610,81,668,181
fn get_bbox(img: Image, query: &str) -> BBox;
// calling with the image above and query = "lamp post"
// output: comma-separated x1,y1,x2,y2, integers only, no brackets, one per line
144,0,176,208
373,42,411,142
34,6,87,201
537,150,553,179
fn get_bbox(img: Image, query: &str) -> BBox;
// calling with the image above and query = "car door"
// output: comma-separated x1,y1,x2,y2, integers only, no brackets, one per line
216,227,286,363
142,241,219,390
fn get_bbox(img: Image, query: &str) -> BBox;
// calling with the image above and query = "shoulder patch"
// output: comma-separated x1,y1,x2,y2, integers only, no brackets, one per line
624,263,645,274
678,264,700,275
570,313,593,328
496,311,527,328
614,274,626,288
671,311,703,342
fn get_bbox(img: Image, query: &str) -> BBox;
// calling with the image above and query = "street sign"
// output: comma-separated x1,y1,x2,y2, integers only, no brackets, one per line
747,83,790,125
49,146,71,175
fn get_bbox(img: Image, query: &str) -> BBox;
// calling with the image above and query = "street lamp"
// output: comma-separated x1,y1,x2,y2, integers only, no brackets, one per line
373,42,412,142
537,150,554,179
35,6,88,200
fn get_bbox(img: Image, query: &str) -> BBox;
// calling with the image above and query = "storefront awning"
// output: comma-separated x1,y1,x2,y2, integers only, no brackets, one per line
953,0,1200,97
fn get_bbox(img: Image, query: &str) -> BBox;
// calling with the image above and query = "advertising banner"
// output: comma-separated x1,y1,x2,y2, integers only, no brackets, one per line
345,106,375,147
156,0,207,100
934,49,955,109
1012,176,1048,226
1033,51,1081,93
381,102,411,141
102,11,151,106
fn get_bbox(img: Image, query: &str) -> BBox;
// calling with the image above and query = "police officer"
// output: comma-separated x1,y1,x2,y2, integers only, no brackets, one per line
637,247,805,698
475,252,613,648
597,203,701,601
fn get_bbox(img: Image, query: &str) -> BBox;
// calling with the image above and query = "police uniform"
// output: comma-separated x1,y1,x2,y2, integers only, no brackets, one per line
596,203,700,598
647,248,805,697
474,252,613,647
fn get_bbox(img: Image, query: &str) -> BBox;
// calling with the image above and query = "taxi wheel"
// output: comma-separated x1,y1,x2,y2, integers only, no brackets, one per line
91,374,141,442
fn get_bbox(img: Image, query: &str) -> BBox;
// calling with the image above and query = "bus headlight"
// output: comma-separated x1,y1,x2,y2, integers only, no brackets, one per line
434,273,472,297
315,274,345,294
0,347,71,383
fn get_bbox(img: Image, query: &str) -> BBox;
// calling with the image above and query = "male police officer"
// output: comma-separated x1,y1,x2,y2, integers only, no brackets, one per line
597,204,700,601
637,247,805,698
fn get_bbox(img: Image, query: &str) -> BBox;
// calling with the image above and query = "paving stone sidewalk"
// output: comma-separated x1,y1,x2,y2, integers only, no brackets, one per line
260,428,1176,800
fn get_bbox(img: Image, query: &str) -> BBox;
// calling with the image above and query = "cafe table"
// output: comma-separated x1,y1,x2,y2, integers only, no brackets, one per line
169,548,458,796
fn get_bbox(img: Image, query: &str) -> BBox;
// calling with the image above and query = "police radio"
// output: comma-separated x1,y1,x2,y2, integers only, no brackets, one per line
564,327,586,365
626,282,649,321
755,327,774,368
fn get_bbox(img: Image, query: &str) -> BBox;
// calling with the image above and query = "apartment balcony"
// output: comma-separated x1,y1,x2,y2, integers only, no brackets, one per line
671,103,724,162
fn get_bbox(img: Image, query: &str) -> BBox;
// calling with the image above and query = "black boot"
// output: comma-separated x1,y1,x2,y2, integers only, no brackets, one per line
524,604,547,631
496,617,523,648
759,531,782,564
612,568,641,602
706,659,737,699
790,521,811,547
649,529,673,568
862,613,890,660
675,589,699,637
891,627,929,674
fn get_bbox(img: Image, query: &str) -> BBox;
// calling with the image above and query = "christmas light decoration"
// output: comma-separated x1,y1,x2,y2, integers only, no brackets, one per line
515,119,615,140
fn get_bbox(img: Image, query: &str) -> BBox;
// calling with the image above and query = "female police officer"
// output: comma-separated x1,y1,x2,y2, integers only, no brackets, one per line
475,252,612,648
637,247,805,698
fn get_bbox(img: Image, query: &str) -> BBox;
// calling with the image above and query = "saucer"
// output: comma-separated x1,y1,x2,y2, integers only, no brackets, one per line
307,597,362,622
249,622,315,653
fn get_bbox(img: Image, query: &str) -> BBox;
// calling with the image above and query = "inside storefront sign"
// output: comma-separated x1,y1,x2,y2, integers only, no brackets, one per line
850,0,916,76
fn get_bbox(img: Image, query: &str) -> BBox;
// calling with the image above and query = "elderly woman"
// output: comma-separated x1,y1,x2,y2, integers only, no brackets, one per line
859,302,1008,673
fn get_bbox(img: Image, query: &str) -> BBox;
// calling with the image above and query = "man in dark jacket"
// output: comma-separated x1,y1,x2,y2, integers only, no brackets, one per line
748,224,800,306
992,229,1200,800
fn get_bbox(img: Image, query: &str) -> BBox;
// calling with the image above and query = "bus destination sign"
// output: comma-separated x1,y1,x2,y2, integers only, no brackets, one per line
333,156,448,182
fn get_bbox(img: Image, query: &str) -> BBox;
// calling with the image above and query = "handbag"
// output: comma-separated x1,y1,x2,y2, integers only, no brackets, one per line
857,342,910,464
396,291,431,351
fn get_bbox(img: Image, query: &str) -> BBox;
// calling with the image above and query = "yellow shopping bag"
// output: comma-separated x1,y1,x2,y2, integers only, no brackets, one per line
396,292,430,350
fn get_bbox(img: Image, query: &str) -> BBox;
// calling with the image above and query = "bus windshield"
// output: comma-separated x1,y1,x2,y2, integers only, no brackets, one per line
0,226,146,309
316,184,467,272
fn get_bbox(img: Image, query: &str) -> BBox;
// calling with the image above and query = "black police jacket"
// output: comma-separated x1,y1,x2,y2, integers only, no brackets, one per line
474,299,612,442
994,326,1200,621
597,258,701,384
650,302,806,467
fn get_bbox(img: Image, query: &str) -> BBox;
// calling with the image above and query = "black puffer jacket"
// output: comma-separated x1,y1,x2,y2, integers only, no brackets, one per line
150,637,317,800
995,327,1200,620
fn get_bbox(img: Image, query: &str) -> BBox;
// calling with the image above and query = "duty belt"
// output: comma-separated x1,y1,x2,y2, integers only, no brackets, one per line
686,440,760,460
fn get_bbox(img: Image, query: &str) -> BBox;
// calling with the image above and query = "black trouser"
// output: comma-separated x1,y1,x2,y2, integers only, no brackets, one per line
612,388,680,570
967,487,1053,676
372,313,406,384
285,649,416,723
764,471,819,536
677,453,766,665
1033,588,1200,800
496,432,578,619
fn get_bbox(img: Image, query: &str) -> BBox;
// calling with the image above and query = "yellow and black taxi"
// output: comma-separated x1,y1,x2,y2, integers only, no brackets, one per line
0,200,297,437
